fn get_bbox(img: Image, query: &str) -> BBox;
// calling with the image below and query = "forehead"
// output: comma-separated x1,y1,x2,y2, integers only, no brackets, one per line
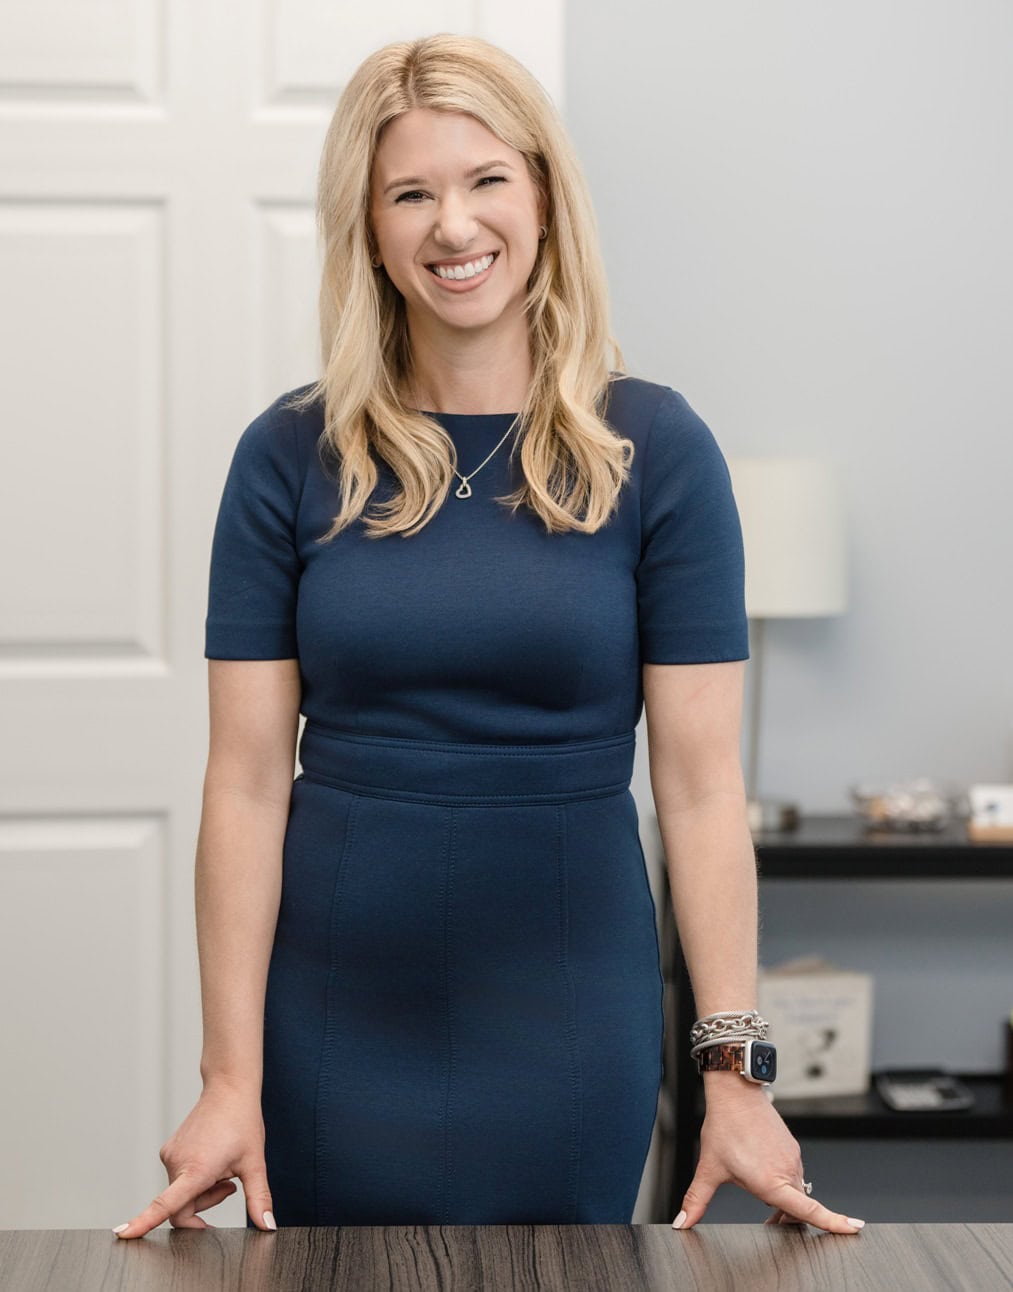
371,108,516,182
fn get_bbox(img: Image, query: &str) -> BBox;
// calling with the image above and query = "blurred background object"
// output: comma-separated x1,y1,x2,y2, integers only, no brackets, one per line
850,777,969,832
728,457,848,831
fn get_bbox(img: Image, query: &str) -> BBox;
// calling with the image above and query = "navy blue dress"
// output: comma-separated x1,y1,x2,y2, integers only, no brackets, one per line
204,375,749,1225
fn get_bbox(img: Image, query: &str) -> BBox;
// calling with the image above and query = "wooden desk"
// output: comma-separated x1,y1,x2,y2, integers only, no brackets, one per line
2,1223,1011,1290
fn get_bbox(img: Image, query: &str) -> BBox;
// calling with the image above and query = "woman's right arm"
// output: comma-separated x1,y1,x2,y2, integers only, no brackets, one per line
114,659,301,1238
197,658,301,1092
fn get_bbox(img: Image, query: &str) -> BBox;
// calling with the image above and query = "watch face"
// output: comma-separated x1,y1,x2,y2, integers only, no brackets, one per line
749,1042,777,1083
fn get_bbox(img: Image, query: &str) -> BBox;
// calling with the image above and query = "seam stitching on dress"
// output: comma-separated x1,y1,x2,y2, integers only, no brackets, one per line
313,792,359,1225
557,802,583,1222
305,727,635,755
441,806,457,1225
636,385,676,566
297,770,631,806
284,400,310,531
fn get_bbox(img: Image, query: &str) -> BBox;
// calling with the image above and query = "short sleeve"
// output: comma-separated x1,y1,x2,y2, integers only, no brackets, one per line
636,388,750,664
204,405,302,659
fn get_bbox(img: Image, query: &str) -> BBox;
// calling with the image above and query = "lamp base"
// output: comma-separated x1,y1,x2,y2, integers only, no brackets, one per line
746,797,800,834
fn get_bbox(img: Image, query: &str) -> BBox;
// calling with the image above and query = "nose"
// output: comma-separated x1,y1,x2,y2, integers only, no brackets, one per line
432,192,479,250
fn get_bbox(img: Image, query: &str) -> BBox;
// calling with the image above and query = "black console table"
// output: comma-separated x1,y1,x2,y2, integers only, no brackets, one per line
654,813,1013,1219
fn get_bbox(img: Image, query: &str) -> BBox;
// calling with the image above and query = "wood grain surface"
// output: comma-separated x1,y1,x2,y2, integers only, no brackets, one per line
1,1223,1011,1291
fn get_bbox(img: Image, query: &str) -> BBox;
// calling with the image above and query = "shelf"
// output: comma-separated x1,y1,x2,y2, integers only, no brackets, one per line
750,814,1013,878
690,1074,1013,1138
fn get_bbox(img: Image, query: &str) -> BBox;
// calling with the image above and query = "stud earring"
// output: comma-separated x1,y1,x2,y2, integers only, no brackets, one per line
538,225,547,240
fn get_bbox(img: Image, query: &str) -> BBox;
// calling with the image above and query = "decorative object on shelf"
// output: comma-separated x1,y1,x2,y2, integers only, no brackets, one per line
757,954,873,1100
850,778,968,833
966,784,1013,842
873,1068,975,1112
727,458,847,834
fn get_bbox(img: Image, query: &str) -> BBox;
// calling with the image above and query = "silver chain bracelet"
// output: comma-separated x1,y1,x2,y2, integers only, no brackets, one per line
689,1009,769,1059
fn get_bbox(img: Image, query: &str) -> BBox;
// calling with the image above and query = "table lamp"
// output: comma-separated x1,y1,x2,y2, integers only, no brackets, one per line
726,458,848,832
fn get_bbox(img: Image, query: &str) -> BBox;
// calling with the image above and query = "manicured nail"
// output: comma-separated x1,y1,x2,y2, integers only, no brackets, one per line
672,1210,687,1229
846,1217,865,1229
263,1211,277,1230
112,1223,129,1235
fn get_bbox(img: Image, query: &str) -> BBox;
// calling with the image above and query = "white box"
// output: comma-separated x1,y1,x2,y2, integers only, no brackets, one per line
758,955,874,1099
968,783,1013,825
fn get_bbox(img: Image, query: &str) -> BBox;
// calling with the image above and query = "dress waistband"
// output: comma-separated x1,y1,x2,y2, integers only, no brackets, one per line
297,723,636,805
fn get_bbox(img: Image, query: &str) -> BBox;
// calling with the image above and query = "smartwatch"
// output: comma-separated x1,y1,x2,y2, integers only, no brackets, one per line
695,1039,777,1085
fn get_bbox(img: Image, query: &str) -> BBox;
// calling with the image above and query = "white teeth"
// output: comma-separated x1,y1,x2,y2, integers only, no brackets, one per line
431,253,495,280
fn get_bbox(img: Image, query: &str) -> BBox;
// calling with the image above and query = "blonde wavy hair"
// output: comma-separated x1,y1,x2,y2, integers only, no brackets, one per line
283,31,633,539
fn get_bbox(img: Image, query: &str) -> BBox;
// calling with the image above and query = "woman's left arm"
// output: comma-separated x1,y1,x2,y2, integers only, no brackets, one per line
643,659,864,1235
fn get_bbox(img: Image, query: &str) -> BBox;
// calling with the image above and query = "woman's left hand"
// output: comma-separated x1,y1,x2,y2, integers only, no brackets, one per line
671,1082,865,1233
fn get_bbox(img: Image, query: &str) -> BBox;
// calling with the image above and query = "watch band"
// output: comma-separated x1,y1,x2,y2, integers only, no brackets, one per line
696,1041,748,1074
696,1038,777,1084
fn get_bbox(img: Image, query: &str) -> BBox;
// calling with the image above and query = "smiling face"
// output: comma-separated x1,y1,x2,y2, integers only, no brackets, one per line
368,107,547,341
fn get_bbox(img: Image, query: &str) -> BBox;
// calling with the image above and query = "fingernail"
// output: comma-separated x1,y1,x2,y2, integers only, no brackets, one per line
112,1223,129,1235
263,1211,277,1230
846,1217,865,1229
672,1210,687,1229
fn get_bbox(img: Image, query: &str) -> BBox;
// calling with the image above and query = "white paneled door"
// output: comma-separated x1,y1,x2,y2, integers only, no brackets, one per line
0,0,568,1230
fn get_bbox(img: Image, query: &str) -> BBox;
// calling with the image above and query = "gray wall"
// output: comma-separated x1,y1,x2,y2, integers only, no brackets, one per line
568,0,1012,807
565,2,1013,1221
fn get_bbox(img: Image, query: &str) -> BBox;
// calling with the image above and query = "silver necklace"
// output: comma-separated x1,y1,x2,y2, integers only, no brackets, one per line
451,412,521,498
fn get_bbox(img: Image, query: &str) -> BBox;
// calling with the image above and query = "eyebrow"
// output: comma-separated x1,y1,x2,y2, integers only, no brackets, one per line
383,160,514,196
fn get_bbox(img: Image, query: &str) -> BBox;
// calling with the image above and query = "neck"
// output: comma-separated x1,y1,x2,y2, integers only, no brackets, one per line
403,312,533,415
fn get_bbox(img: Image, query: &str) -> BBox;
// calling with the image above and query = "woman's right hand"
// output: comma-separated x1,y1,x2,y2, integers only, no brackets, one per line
112,1080,276,1237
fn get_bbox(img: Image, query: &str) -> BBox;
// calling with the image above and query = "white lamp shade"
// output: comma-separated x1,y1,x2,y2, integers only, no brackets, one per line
727,457,847,618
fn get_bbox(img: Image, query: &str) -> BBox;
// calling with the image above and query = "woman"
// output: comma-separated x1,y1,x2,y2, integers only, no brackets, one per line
114,32,864,1235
